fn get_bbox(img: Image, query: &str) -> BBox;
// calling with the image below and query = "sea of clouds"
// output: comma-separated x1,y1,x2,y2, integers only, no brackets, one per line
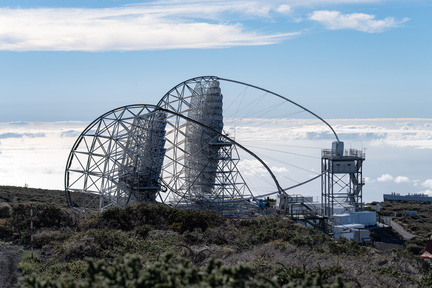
0,118,431,203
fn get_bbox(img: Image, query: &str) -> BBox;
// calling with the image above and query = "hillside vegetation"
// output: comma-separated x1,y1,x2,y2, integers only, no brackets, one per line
1,186,432,287
377,201,432,256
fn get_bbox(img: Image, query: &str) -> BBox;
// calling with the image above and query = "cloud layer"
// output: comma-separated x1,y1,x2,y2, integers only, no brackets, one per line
309,10,409,33
0,118,431,203
0,0,409,51
0,3,295,51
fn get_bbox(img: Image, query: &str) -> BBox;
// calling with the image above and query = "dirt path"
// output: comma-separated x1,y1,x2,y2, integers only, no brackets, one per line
381,216,416,240
389,219,416,240
0,244,21,287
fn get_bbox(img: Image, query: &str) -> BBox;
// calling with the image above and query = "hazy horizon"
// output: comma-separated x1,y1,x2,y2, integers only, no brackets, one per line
1,118,431,204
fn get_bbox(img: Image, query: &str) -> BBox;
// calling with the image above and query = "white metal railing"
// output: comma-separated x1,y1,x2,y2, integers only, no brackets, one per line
321,148,365,158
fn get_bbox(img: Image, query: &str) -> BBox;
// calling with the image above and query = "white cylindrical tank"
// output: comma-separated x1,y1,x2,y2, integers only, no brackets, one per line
376,204,381,212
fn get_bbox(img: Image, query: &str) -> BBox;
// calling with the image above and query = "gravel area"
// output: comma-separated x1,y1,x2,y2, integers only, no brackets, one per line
0,244,20,288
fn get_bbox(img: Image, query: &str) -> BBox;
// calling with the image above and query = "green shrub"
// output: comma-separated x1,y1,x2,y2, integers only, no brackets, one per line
404,237,428,255
84,202,225,234
202,226,235,245
45,260,89,279
374,266,404,278
93,203,173,230
18,250,41,275
140,229,183,259
77,212,100,229
327,238,365,256
419,270,432,288
275,264,307,284
228,215,327,251
33,228,74,248
57,229,140,261
169,209,224,233
405,243,424,255
131,224,153,239
0,202,12,218
0,219,13,240
20,253,351,288
8,203,75,243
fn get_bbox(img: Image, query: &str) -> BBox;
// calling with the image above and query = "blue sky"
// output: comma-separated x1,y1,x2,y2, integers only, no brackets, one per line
0,1,432,202
0,0,431,122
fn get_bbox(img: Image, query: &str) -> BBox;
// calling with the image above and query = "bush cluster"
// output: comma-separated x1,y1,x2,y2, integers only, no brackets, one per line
0,203,76,244
9,200,432,288
82,202,224,233
20,253,350,288
0,202,12,218
57,229,141,261
7,203,75,243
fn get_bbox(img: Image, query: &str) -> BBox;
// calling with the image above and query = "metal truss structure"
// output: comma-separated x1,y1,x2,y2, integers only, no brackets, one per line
321,141,366,217
65,103,282,214
65,76,357,219
156,77,260,208
65,106,167,211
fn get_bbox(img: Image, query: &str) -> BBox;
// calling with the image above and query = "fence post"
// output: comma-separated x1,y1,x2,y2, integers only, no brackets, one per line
30,202,34,259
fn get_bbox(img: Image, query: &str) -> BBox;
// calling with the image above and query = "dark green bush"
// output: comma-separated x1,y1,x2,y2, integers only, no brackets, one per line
93,203,176,230
33,228,74,249
0,219,13,240
46,260,89,279
8,203,75,243
405,243,424,255
327,238,365,256
0,202,12,218
404,237,428,255
369,231,381,242
274,263,344,286
83,202,225,234
57,229,140,261
374,266,404,278
229,215,327,251
131,224,153,239
419,270,432,288
11,199,431,288
20,253,351,288
169,209,224,233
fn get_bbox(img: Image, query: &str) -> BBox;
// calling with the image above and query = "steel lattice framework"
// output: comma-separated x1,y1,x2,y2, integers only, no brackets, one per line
321,142,366,217
65,76,348,216
65,103,281,213
66,106,167,211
